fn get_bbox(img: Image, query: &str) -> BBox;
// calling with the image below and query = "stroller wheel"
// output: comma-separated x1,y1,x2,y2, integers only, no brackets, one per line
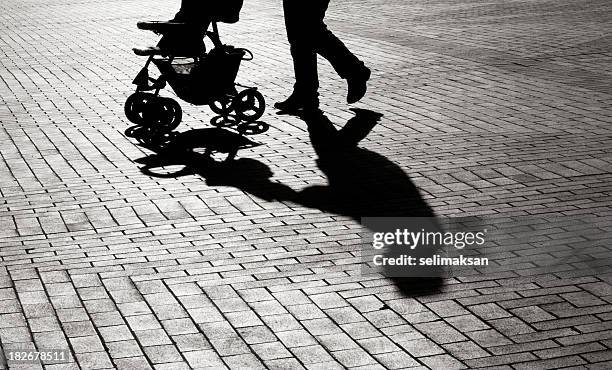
159,97,182,131
209,97,232,116
233,89,265,122
210,114,239,128
143,97,182,132
125,92,156,126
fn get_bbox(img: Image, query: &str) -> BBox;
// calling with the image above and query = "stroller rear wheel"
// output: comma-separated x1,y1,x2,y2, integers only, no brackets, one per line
233,89,265,122
159,97,182,131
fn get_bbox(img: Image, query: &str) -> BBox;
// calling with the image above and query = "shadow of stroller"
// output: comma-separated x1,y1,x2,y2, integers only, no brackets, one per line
134,127,262,177
135,110,445,296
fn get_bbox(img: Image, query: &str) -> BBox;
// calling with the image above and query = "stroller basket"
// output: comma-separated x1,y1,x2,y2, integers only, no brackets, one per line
153,46,246,105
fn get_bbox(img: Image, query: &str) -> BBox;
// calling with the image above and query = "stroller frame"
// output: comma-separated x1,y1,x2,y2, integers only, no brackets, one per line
125,21,265,145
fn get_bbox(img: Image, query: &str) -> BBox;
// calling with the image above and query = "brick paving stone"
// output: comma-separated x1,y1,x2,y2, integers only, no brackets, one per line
209,335,252,356
464,353,538,368
251,341,293,360
174,333,212,352
134,329,173,347
154,362,190,370
143,345,184,364
426,300,470,318
341,321,382,340
183,349,226,368
75,351,114,369
414,320,468,344
326,306,366,324
398,338,446,357
290,345,335,364
107,339,145,359
114,357,153,370
442,341,490,360
373,351,421,369
420,354,467,369
264,358,306,370
223,353,266,369
276,329,318,348
358,336,400,355
98,324,134,342
305,361,345,370
511,355,587,369
302,317,344,336
332,347,378,367
487,317,535,336
261,314,302,332
465,329,513,347
69,335,106,353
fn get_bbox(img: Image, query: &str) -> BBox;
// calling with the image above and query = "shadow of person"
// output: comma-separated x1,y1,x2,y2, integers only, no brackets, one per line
134,112,445,296
202,109,445,296
297,109,445,295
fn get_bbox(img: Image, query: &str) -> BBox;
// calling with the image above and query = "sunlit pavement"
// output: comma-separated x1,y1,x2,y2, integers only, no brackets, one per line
1,0,612,368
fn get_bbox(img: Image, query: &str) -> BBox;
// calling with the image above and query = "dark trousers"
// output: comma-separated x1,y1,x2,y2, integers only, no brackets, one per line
172,0,209,27
173,0,242,25
283,0,365,98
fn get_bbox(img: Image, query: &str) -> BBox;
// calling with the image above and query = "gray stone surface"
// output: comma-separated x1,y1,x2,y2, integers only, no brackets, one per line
1,0,612,368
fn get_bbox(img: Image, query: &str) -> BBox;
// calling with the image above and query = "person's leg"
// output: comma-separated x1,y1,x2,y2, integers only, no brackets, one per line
312,0,370,103
158,0,209,55
276,0,320,111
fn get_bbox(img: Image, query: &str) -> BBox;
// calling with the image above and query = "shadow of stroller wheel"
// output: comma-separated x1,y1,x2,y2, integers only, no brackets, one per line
209,97,232,116
211,114,239,128
135,127,154,145
236,121,269,135
126,125,152,141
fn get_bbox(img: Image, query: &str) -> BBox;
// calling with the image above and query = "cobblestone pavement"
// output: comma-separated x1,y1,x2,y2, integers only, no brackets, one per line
1,0,612,369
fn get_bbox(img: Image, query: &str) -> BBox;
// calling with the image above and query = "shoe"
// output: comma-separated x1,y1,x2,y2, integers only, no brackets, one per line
346,67,371,104
274,92,319,113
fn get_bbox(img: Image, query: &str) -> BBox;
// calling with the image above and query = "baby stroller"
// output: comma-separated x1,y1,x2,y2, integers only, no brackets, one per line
124,0,265,145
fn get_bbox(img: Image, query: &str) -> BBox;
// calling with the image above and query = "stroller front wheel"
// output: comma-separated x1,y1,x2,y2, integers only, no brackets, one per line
125,92,157,126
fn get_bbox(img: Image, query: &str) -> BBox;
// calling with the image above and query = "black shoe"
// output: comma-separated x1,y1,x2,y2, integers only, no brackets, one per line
346,67,371,104
274,93,319,113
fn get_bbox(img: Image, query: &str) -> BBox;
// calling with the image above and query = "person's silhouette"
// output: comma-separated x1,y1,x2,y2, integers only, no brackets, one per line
275,0,371,113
